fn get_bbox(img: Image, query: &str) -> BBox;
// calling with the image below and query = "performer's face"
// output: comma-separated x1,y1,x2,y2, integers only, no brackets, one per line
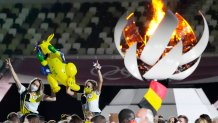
32,80,41,88
84,82,93,94
30,80,41,92
85,82,93,90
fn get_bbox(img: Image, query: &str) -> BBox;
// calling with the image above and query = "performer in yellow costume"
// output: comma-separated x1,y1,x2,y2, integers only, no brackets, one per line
83,61,103,115
67,61,103,116
35,34,80,94
5,58,56,118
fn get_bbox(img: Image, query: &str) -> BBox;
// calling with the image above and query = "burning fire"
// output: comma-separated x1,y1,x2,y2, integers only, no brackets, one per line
115,0,209,80
145,0,165,40
122,0,197,57
170,13,197,53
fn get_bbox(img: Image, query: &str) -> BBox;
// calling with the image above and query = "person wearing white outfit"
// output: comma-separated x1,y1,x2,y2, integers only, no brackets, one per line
5,58,56,118
84,60,103,116
67,60,103,116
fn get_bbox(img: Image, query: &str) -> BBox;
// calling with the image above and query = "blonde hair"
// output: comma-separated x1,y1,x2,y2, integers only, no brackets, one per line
27,78,44,95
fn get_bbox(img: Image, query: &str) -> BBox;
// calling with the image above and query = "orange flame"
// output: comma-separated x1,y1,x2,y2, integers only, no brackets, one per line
145,0,165,40
168,13,197,53
121,0,197,74
122,0,196,57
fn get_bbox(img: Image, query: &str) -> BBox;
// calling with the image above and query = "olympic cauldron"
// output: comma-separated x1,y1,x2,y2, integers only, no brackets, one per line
114,1,209,81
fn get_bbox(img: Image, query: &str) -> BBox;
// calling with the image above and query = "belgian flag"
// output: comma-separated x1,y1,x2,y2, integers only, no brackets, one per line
139,80,167,115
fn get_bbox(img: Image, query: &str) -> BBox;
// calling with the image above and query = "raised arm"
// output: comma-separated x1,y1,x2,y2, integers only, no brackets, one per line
5,58,22,90
96,69,103,92
43,90,56,102
94,61,103,92
66,86,77,98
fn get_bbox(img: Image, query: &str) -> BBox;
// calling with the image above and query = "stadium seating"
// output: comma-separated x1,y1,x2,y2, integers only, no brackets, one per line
0,1,217,58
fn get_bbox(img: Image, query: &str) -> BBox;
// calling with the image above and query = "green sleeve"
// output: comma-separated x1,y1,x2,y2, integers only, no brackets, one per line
48,45,57,53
